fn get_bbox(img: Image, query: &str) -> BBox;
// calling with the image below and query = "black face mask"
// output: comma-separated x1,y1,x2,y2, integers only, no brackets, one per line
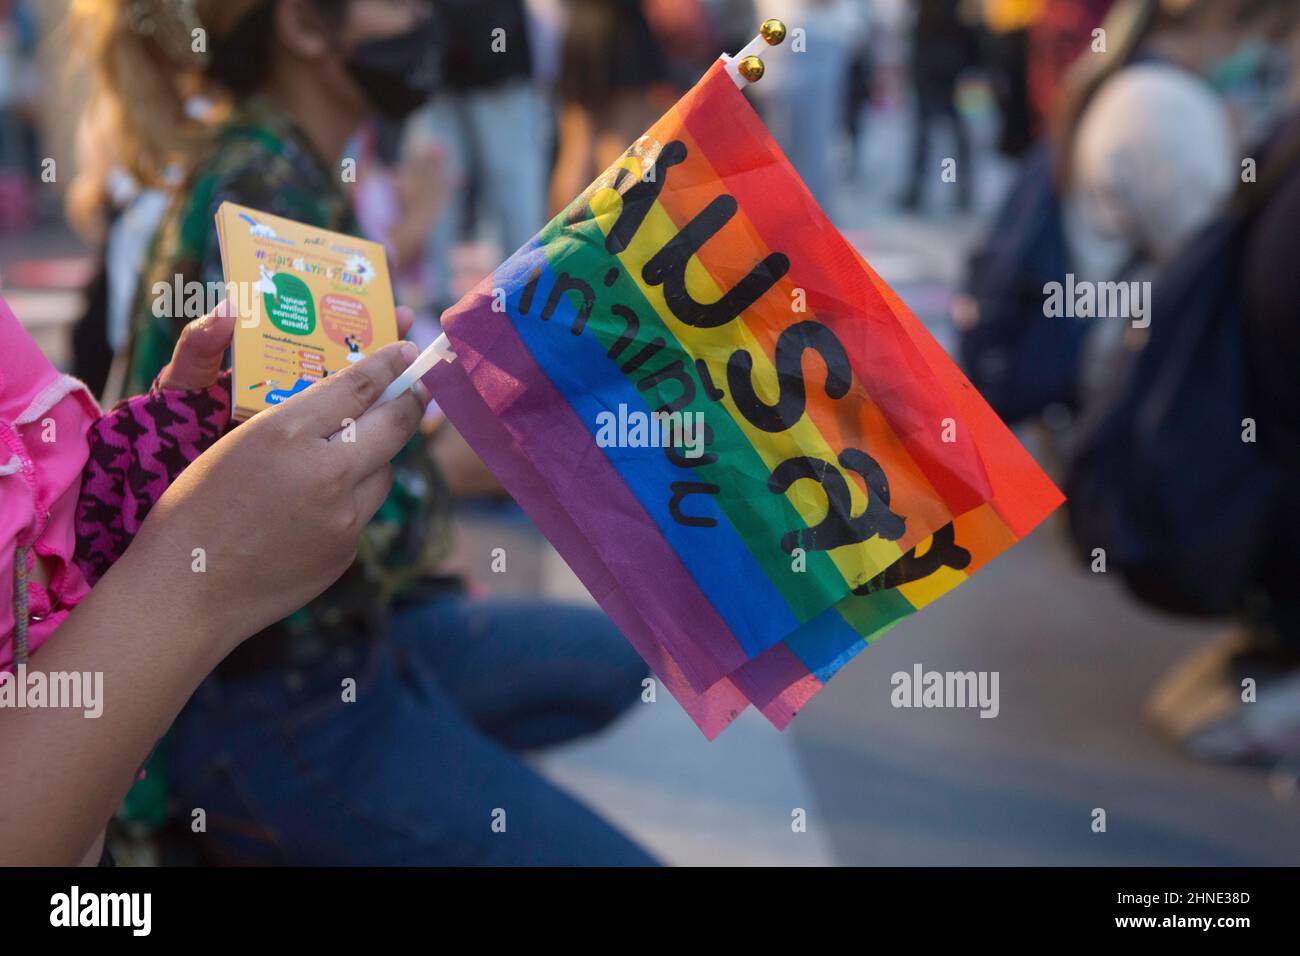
344,16,442,120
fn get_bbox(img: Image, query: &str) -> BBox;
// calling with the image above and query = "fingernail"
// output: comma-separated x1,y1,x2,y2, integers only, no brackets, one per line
400,340,418,363
413,380,432,405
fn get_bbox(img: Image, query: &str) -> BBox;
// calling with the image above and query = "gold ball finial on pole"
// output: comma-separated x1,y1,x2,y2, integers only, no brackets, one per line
726,20,787,86
760,18,787,46
737,56,766,82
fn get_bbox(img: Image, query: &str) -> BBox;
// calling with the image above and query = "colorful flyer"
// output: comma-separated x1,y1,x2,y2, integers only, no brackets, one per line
216,201,399,420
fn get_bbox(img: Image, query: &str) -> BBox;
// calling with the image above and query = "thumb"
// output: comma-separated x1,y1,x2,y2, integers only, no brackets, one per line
290,341,417,439
157,299,237,391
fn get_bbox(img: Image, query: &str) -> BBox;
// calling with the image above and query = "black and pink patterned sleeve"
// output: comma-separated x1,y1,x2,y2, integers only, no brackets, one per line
74,372,233,585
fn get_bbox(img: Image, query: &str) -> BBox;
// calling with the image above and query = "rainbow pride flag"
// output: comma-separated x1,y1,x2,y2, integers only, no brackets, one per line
424,59,1063,738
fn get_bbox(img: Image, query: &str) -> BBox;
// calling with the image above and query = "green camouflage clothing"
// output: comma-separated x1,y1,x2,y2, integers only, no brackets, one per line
129,96,452,644
126,98,358,396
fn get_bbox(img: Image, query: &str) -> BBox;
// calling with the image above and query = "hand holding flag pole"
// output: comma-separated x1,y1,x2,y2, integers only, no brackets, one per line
378,331,456,403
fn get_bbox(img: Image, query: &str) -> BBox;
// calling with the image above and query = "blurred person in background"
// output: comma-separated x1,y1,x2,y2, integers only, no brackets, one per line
0,0,39,229
524,0,567,92
961,0,1297,772
956,0,1282,428
73,0,653,866
66,97,180,401
351,118,449,330
981,0,1044,156
901,0,981,213
548,0,668,216
1126,4,1300,768
401,0,548,311
1039,0,1300,769
702,0,764,77
1026,0,1116,126
842,8,875,179
1052,0,1285,409
642,0,734,90
750,0,865,213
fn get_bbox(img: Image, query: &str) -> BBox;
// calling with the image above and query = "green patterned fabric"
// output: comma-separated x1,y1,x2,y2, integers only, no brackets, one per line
115,98,451,835
129,95,451,643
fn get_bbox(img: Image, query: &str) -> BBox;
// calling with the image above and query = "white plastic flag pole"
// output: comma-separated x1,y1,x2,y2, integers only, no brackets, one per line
380,331,457,403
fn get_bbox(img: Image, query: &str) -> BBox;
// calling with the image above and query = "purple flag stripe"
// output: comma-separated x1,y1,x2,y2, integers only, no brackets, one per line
424,349,750,737
438,274,750,693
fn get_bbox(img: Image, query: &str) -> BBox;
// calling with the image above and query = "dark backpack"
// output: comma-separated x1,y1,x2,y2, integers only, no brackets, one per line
1063,129,1300,617
958,143,1089,423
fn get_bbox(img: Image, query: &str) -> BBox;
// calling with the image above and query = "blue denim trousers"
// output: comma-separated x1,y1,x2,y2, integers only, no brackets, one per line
170,596,657,865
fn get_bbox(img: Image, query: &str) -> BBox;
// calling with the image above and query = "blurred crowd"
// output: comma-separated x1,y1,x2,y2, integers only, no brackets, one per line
1,0,1297,864
0,0,39,228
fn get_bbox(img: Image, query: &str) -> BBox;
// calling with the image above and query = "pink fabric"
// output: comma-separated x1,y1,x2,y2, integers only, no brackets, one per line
2,294,235,670
0,298,99,670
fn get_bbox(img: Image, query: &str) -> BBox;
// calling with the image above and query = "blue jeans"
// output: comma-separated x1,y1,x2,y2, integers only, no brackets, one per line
171,596,656,865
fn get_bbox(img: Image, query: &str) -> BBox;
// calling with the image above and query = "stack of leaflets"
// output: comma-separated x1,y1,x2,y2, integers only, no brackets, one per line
216,201,399,421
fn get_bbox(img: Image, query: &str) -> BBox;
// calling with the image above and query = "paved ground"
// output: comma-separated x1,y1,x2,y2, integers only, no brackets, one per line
793,517,1300,866
484,458,1300,866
